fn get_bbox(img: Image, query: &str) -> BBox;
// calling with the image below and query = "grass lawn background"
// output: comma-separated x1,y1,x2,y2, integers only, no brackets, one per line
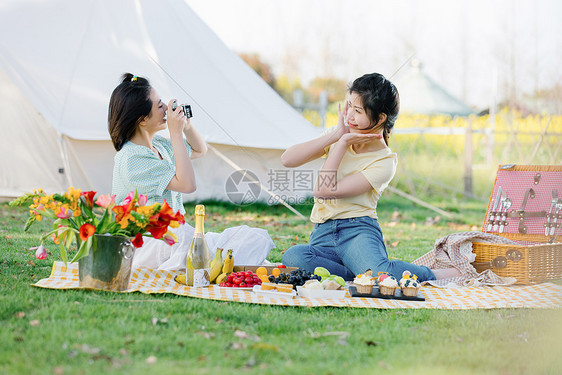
1,194,561,374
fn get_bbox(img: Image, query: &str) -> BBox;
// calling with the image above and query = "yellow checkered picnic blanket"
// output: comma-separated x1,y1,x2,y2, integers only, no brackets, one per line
33,262,562,309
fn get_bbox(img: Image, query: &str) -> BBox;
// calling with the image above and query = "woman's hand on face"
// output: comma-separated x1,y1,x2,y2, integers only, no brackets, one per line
166,99,186,135
338,132,382,146
335,101,350,138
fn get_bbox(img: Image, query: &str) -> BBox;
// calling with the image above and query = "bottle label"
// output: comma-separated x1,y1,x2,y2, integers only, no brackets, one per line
193,268,210,287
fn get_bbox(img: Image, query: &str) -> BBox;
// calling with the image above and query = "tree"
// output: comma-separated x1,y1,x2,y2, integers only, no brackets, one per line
307,77,347,105
275,75,306,104
238,53,276,90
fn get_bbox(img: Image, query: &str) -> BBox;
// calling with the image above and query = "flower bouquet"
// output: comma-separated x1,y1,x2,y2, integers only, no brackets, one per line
10,188,185,290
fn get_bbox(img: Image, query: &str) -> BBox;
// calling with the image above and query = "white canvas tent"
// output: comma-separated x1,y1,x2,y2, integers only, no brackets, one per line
0,0,321,206
393,60,475,117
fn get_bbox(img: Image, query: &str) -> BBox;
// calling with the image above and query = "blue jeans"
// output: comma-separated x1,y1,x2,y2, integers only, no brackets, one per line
282,216,436,282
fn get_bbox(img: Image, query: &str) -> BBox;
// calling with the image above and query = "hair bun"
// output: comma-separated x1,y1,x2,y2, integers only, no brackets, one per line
121,72,135,84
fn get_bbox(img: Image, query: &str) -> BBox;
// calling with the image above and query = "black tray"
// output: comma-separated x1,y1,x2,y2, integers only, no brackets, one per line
349,286,425,301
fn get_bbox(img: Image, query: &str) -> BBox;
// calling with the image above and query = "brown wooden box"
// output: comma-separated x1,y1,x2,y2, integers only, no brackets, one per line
472,164,562,284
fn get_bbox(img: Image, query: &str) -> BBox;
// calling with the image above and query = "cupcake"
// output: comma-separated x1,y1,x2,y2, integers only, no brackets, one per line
353,269,376,294
399,271,421,297
377,272,398,296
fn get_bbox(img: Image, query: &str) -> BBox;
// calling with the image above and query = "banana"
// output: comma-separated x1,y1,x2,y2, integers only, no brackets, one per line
209,248,224,283
174,274,187,285
222,249,234,274
215,272,228,285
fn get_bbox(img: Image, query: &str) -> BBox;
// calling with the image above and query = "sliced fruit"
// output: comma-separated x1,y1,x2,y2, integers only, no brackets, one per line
333,276,345,287
314,267,330,279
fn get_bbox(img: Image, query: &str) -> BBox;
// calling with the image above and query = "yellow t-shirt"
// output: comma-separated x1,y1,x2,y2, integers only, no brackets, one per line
310,145,397,223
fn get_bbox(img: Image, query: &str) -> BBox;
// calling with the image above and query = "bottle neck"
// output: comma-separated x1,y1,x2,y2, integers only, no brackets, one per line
194,214,205,234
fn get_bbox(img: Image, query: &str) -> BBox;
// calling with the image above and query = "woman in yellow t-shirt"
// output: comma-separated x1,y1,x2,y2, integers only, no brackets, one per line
281,73,460,282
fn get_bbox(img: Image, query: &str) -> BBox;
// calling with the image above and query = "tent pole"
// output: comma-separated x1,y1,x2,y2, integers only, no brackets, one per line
386,186,454,219
207,144,308,221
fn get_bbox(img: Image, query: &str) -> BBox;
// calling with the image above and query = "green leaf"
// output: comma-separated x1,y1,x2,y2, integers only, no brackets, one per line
61,217,80,231
80,198,95,220
23,216,36,231
52,193,69,204
59,243,68,263
97,209,111,233
9,193,34,207
70,235,93,263
65,230,75,249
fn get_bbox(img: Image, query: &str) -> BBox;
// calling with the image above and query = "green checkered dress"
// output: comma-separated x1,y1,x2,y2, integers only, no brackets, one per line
112,134,192,214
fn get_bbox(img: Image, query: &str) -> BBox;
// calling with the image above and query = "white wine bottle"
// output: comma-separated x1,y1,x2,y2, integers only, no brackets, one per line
186,205,211,287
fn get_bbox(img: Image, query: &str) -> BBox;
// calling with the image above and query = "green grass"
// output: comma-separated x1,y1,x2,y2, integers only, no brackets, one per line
1,196,561,375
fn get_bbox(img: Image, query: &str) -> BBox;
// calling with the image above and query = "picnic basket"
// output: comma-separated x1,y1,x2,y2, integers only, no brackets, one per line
472,164,562,284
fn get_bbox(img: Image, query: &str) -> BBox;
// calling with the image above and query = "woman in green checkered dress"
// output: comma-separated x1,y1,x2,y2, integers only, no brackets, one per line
108,73,274,270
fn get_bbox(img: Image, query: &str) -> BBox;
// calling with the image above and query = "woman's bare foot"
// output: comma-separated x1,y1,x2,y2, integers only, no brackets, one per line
432,268,462,280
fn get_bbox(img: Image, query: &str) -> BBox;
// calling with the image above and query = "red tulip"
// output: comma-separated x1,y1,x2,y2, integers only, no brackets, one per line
132,233,144,248
79,223,96,241
146,224,167,239
81,191,96,208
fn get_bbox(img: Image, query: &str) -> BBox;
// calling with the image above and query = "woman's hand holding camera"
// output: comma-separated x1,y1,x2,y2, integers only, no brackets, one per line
166,99,187,135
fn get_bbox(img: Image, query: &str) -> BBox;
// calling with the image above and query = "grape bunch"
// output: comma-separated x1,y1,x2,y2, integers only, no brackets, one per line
268,268,321,287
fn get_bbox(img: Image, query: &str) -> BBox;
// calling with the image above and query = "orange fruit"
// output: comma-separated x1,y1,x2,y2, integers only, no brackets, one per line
256,267,268,276
272,268,281,277
258,274,269,283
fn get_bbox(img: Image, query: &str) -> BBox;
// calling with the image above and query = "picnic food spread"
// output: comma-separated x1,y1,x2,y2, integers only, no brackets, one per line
176,254,426,301
178,263,430,303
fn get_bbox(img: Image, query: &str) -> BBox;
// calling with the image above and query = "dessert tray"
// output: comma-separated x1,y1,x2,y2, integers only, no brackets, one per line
348,286,425,301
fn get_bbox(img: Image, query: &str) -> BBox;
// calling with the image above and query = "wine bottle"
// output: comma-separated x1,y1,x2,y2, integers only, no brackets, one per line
186,205,211,287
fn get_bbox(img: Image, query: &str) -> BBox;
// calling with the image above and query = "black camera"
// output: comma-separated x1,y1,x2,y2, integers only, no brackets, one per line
172,100,193,118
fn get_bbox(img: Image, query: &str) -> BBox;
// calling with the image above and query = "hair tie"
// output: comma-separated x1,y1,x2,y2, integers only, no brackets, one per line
131,75,137,82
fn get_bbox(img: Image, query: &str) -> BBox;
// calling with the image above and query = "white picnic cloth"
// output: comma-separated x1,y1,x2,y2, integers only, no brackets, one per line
132,224,275,271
